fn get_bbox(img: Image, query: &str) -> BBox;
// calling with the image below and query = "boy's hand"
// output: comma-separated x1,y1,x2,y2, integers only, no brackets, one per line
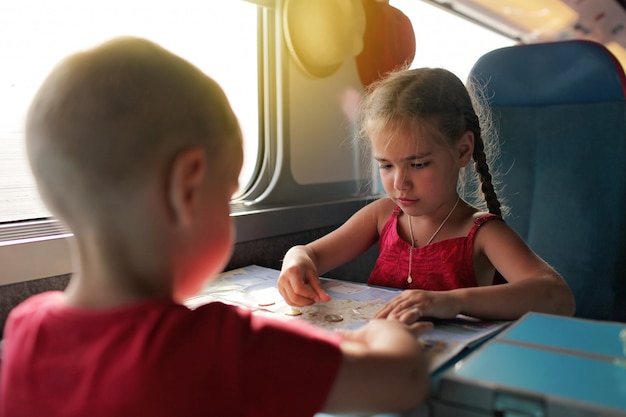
339,318,433,345
404,319,435,337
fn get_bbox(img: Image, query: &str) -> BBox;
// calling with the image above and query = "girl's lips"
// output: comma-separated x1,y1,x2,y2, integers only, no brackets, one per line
397,197,417,206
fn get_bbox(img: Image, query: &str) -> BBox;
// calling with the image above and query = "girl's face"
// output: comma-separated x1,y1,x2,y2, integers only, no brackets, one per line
371,124,472,217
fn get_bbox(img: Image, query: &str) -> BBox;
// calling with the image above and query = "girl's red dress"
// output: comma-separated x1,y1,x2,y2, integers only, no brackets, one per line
368,206,505,290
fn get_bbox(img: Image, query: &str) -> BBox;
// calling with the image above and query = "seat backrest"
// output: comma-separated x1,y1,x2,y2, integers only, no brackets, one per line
468,40,626,322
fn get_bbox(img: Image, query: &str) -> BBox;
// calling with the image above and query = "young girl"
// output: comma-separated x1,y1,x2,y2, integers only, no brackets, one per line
278,67,575,323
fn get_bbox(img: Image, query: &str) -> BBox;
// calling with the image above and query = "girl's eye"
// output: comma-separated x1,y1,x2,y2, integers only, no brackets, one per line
378,164,392,170
411,161,429,169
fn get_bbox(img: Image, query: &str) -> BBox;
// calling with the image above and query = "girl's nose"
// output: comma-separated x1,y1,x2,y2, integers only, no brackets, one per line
394,170,410,191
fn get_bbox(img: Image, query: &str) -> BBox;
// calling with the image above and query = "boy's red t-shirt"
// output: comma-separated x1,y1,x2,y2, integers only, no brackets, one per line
0,292,342,417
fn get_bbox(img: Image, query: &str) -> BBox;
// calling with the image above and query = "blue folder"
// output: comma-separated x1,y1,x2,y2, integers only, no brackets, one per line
432,312,626,416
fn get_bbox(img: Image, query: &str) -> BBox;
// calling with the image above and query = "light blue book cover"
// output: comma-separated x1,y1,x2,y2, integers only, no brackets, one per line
434,312,626,416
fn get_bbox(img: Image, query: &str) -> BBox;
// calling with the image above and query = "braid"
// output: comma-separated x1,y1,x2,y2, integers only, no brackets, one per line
472,131,501,216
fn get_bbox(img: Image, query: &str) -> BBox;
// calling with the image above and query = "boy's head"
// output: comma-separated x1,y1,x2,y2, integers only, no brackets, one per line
26,36,242,218
26,37,243,298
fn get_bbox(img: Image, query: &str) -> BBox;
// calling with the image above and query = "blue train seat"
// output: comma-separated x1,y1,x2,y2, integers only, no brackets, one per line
468,40,626,322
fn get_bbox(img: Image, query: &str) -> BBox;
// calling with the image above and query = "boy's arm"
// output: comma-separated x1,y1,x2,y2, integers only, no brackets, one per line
321,319,429,414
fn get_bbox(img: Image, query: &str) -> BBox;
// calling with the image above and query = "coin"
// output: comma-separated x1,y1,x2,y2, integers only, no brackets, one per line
285,307,302,316
324,314,343,323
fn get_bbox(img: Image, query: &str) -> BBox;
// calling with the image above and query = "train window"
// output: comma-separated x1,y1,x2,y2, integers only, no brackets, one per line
0,0,517,283
281,0,515,200
390,0,516,84
0,0,259,224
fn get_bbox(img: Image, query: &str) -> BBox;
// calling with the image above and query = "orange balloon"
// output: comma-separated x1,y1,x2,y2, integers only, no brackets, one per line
356,0,416,87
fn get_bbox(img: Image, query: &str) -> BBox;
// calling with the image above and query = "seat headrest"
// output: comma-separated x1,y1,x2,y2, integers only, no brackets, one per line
469,40,626,106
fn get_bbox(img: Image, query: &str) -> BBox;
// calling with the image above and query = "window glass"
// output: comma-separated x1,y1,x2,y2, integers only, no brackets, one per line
390,0,516,81
359,1,515,196
0,0,258,223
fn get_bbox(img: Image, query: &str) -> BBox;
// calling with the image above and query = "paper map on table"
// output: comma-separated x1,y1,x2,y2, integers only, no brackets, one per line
185,264,510,372
186,264,399,330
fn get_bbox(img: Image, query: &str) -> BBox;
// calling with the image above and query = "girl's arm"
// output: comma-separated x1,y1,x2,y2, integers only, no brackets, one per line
456,219,575,319
375,220,575,321
278,199,390,306
322,319,429,414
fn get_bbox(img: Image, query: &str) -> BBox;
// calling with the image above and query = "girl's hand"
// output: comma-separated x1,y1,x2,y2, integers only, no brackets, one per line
278,248,331,306
373,289,462,322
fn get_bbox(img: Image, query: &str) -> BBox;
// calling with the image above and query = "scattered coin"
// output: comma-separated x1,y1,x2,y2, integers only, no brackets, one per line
257,301,275,307
285,307,302,316
324,314,343,323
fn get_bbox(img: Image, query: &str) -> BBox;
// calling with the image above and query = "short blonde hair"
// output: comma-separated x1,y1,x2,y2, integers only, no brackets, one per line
26,37,241,221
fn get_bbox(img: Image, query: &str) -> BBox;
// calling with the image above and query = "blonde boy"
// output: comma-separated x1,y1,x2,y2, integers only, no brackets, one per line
0,37,428,416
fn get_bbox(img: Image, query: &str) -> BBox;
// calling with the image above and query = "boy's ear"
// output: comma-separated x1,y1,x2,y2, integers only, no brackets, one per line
167,147,207,227
457,131,474,167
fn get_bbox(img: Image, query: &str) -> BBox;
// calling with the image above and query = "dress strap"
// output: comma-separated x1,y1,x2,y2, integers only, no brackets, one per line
467,213,507,285
468,213,503,240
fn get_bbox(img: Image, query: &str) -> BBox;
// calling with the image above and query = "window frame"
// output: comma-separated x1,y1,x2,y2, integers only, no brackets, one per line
0,1,373,286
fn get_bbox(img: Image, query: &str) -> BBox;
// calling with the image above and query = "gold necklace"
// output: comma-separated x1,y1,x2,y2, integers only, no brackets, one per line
406,196,460,284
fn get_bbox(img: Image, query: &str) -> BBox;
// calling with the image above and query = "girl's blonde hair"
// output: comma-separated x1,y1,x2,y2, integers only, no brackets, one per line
358,67,503,216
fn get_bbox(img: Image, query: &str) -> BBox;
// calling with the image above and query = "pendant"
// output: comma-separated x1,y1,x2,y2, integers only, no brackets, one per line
407,275,413,284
